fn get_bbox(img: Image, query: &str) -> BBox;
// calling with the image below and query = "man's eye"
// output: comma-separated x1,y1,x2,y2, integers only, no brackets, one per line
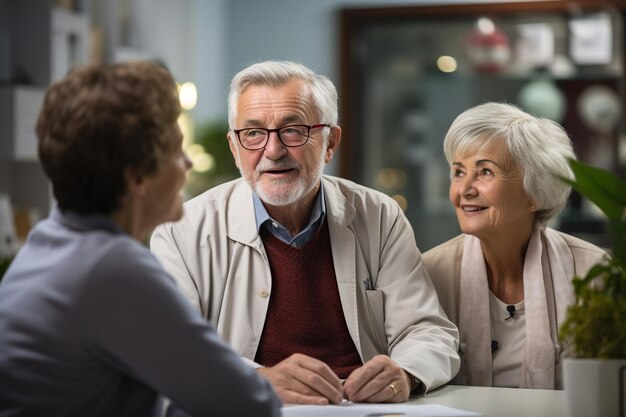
245,129,266,138
281,126,306,135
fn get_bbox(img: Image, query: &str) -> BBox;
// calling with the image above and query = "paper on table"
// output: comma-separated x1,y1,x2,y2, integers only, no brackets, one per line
282,403,481,417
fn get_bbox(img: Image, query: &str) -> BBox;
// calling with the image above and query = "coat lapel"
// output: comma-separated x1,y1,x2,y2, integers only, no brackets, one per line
323,177,362,354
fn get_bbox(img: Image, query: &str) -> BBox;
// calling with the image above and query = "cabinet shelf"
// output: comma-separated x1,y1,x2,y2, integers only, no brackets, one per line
0,86,45,162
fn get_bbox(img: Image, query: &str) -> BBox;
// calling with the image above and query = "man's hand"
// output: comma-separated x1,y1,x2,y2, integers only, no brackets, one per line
257,353,343,405
343,354,412,403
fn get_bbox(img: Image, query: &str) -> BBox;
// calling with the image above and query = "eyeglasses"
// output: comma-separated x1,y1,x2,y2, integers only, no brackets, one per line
233,123,330,151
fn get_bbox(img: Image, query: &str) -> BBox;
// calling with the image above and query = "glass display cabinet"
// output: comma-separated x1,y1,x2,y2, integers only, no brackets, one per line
339,0,625,251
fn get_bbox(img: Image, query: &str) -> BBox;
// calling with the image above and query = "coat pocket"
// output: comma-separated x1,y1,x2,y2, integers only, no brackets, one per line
365,289,387,353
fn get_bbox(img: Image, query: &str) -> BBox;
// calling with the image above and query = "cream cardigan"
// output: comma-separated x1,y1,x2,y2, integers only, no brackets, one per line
423,225,607,389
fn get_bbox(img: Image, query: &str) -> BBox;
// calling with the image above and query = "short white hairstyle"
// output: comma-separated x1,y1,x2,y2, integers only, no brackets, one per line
443,102,576,224
227,60,338,131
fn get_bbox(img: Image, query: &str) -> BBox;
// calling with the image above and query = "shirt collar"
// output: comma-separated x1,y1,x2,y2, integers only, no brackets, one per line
51,206,125,235
253,181,326,246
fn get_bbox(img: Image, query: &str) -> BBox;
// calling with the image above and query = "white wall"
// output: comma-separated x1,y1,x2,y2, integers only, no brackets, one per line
135,0,194,82
191,0,511,124
189,0,509,174
91,0,194,82
192,0,228,122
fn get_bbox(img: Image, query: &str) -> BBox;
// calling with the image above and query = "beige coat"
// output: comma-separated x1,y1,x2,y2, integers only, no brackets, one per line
151,176,460,391
423,229,607,388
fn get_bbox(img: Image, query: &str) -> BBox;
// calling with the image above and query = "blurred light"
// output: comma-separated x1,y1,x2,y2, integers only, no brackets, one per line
179,81,198,111
177,113,193,148
437,56,457,73
186,143,205,156
477,17,495,35
191,152,214,173
391,194,408,212
376,168,407,189
186,143,215,173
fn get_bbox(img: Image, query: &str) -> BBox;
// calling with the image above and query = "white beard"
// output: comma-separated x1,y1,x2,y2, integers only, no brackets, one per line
236,142,327,207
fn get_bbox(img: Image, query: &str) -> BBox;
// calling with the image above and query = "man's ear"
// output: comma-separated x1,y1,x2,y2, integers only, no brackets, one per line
227,131,240,169
125,168,146,197
325,126,342,163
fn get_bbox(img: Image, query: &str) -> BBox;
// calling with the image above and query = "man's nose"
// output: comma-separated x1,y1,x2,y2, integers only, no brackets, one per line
263,131,287,158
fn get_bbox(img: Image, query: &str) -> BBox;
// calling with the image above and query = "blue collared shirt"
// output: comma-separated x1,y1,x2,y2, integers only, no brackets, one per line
253,182,326,248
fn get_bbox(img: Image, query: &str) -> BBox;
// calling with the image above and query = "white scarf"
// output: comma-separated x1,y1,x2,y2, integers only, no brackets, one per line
458,224,575,389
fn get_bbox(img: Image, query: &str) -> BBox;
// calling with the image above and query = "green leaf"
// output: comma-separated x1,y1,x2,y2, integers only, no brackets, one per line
559,160,626,359
564,159,626,221
559,261,626,358
610,220,626,266
579,262,610,284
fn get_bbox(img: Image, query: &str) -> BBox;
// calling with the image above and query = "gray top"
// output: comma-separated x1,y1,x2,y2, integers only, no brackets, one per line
0,208,280,417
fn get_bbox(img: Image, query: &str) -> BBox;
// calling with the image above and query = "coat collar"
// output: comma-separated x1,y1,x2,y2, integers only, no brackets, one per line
226,179,259,245
226,176,357,245
322,176,355,228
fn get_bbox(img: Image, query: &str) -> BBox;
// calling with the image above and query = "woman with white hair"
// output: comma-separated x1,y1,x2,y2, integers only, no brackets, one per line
423,102,607,389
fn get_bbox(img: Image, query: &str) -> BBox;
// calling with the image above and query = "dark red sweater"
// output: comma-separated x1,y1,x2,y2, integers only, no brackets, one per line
254,220,362,378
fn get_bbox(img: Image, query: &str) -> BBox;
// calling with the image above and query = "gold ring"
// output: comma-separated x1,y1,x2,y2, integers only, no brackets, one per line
387,383,398,396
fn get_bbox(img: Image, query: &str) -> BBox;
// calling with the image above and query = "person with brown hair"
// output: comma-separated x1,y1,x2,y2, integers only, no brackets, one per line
0,61,281,417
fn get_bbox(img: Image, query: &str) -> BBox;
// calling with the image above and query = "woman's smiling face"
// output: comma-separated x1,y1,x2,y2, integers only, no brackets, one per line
449,140,536,241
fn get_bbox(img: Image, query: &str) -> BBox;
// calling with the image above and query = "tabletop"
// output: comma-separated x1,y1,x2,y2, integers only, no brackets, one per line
409,384,568,417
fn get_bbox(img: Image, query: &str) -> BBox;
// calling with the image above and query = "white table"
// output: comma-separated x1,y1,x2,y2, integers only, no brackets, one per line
409,384,568,417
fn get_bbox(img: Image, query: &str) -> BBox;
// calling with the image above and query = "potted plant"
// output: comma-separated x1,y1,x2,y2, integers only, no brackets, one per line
184,119,239,199
559,159,626,417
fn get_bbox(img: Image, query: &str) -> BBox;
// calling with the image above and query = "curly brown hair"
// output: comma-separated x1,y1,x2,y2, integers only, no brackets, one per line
37,60,181,215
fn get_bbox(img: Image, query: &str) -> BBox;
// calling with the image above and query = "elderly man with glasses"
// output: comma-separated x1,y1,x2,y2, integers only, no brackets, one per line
151,60,459,405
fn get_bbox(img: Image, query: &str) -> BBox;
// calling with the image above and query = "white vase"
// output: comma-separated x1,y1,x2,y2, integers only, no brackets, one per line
563,358,626,417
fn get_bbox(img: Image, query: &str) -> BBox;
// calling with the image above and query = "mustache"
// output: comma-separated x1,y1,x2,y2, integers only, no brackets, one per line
256,157,300,173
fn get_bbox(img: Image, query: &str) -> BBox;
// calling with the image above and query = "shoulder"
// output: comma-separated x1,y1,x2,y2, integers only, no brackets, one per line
422,235,465,322
154,178,248,237
545,228,609,273
545,227,607,257
549,229,607,254
423,234,465,265
422,235,464,287
79,235,176,305
324,175,395,201
183,178,246,215
323,175,400,214
92,236,163,281
322,176,408,242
